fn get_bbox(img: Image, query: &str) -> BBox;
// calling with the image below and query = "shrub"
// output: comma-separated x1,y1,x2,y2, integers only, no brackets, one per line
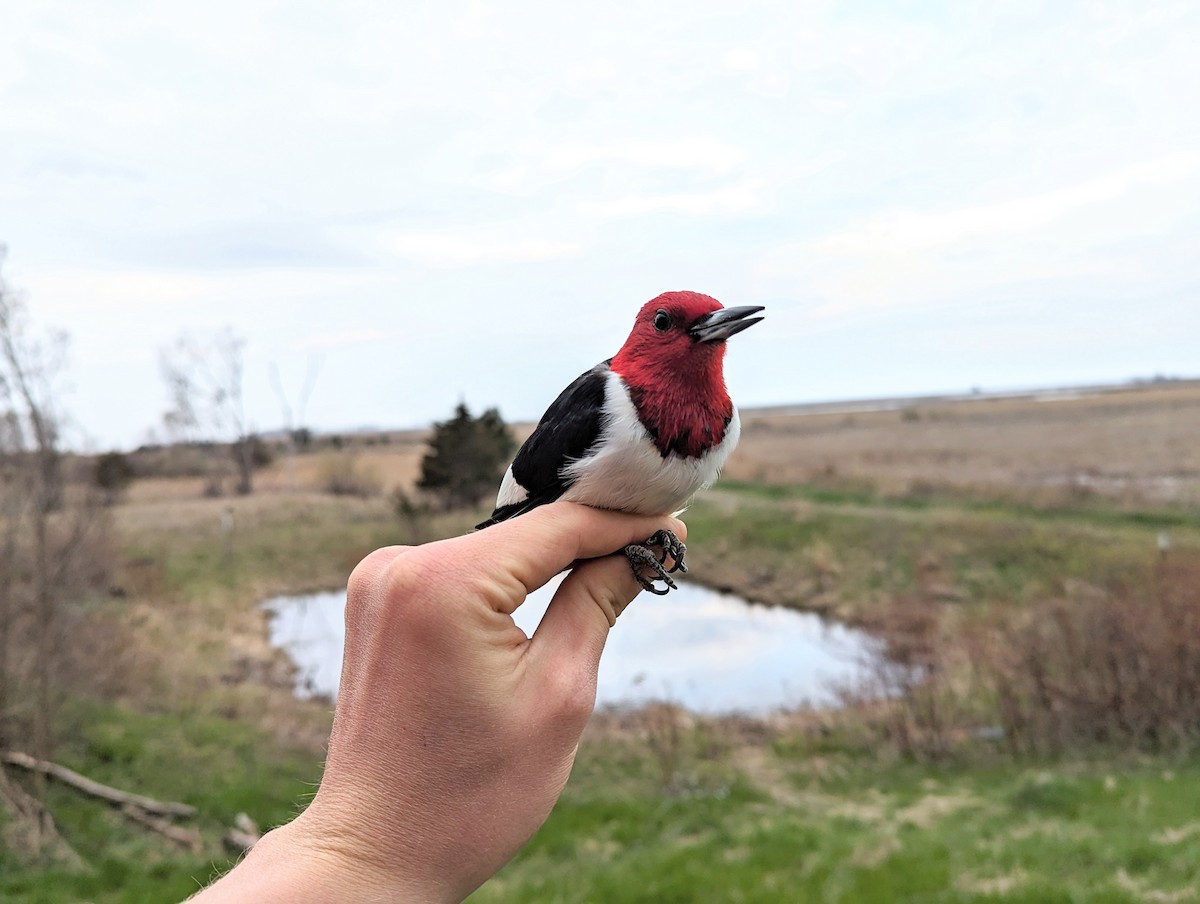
979,555,1200,755
849,554,1200,760
391,488,433,544
418,403,516,511
94,451,135,504
318,453,382,498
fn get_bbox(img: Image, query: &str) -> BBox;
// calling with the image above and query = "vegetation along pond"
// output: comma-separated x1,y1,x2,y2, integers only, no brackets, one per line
264,578,882,714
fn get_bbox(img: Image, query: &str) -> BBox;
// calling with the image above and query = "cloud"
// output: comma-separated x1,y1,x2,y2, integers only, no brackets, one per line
16,267,382,345
721,47,762,71
542,138,746,174
764,150,1200,317
379,231,583,267
299,329,390,351
811,151,1200,257
111,223,365,270
577,180,765,218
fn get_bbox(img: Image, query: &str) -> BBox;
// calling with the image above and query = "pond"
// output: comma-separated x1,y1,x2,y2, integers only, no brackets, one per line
263,576,882,715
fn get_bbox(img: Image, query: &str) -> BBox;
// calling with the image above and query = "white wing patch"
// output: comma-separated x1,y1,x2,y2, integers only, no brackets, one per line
560,370,739,516
495,464,528,507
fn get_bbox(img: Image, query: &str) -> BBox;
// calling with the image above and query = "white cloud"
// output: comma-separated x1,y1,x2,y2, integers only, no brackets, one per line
577,180,765,218
811,151,1200,257
542,138,746,174
299,329,390,351
380,232,583,267
721,47,762,71
763,150,1200,317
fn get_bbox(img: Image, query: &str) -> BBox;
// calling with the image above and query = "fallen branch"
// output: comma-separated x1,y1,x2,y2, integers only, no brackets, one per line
121,803,202,852
223,812,262,854
1,750,197,819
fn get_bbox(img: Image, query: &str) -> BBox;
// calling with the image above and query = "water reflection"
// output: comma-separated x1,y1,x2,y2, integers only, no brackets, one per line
264,576,880,714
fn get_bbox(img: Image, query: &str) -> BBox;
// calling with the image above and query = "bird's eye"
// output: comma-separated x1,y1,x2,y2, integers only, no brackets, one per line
653,310,672,332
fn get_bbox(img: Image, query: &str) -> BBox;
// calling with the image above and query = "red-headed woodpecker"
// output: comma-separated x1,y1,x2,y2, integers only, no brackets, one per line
478,291,764,594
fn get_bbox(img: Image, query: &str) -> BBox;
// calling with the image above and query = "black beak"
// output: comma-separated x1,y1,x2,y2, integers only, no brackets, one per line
688,305,766,343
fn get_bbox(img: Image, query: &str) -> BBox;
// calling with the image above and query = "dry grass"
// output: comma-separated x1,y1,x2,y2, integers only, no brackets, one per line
730,381,1200,507
979,555,1200,755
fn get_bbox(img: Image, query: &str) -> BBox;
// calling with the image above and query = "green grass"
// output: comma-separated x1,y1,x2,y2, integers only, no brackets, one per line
23,716,1186,904
684,481,1197,619
1,698,322,904
717,479,1200,533
121,497,405,599
470,732,1200,903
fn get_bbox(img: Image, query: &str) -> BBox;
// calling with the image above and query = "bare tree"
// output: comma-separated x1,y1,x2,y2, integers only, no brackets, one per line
269,353,322,492
0,248,112,857
161,327,257,495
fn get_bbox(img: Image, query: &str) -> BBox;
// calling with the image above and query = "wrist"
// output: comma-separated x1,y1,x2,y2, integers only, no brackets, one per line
192,813,453,904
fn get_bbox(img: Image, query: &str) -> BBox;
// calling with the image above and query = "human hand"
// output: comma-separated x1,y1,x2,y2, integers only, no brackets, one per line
191,502,685,903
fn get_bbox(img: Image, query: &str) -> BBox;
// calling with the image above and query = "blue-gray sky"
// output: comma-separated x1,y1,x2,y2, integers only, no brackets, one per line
2,1,1197,449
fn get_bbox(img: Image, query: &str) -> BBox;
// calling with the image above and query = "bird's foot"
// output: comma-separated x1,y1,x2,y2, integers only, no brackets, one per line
624,544,676,595
624,529,687,595
645,529,687,574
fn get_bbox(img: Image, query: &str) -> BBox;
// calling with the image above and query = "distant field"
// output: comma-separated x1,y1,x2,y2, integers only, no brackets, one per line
124,378,1200,511
729,380,1200,507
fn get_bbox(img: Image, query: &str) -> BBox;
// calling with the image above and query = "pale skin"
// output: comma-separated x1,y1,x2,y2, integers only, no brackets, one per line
189,502,686,903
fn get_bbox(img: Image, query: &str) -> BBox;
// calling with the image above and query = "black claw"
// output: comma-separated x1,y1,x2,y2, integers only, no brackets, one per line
624,543,678,595
623,529,687,594
644,529,687,575
642,578,674,596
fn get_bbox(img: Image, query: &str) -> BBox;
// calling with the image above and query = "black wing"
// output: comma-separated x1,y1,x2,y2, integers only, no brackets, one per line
476,361,610,529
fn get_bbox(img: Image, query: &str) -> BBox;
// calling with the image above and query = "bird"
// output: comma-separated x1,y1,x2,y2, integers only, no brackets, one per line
477,291,764,594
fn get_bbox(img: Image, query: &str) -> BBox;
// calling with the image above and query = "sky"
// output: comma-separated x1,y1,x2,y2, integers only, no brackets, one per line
1,0,1197,450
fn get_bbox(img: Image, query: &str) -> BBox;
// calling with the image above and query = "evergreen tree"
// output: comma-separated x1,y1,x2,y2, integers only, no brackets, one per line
94,451,136,505
418,403,516,510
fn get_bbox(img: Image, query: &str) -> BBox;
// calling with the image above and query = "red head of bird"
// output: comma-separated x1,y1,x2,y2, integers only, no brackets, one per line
610,291,764,459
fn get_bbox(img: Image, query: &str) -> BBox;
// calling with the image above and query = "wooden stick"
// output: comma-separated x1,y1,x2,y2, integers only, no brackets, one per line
1,750,197,819
121,803,203,851
223,811,262,853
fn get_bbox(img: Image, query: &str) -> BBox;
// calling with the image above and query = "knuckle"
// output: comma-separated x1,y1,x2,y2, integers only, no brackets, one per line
344,546,441,635
345,547,397,602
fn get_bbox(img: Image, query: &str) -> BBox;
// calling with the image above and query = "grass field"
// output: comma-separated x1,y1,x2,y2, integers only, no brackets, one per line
475,719,1200,903
3,380,1200,901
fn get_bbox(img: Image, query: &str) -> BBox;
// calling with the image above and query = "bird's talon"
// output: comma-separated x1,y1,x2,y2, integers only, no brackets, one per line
625,542,679,594
643,529,687,575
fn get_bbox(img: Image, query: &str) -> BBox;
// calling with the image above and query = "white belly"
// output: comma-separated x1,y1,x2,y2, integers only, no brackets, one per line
560,369,740,515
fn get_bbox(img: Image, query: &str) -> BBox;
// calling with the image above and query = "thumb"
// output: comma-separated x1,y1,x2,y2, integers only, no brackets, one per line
523,553,645,722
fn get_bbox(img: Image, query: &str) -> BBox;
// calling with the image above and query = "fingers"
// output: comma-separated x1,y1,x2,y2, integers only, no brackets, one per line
468,502,687,598
535,549,642,643
342,505,686,694
523,550,646,729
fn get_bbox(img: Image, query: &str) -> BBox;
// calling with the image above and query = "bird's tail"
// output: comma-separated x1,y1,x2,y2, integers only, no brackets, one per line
475,496,550,530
